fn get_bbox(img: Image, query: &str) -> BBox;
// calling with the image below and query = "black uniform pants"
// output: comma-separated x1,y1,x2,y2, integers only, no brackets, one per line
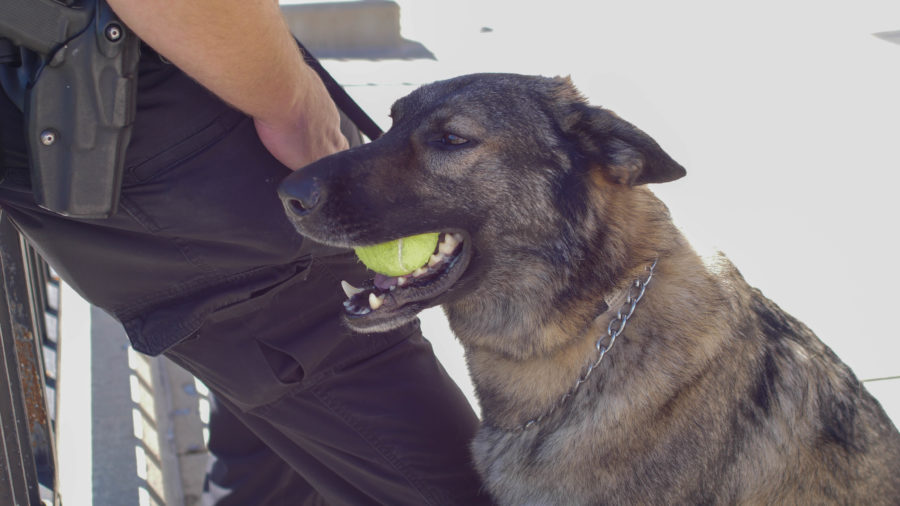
0,47,489,505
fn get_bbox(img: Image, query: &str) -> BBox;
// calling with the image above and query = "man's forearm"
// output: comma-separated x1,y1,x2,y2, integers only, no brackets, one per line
108,0,320,128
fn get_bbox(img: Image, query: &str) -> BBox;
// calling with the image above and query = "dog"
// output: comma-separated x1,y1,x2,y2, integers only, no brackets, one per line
278,73,900,504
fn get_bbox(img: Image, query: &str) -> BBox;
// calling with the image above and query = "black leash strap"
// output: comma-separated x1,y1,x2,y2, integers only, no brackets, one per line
295,40,384,141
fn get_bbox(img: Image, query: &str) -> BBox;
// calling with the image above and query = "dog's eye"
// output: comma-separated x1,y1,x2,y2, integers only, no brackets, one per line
440,133,469,146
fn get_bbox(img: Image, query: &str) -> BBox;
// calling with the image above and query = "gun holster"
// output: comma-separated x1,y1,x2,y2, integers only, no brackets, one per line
0,0,140,219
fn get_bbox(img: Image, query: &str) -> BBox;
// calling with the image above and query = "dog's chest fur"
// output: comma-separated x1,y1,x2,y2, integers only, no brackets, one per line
461,254,900,505
472,424,595,505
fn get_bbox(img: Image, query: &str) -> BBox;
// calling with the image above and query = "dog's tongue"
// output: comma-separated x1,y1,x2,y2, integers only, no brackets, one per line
374,273,399,291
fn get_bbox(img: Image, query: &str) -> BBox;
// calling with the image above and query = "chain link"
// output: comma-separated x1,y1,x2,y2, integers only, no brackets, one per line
515,258,658,431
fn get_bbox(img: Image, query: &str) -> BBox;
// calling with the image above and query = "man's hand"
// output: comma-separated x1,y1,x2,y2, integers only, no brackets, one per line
253,90,349,170
107,0,347,169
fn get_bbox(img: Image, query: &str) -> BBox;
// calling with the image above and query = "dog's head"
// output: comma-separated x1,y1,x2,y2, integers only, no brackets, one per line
279,73,684,336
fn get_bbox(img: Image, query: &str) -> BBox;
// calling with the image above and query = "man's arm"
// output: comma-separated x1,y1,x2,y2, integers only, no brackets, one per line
107,0,347,169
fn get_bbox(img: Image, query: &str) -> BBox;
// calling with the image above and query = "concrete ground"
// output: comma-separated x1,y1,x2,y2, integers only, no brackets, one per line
56,1,900,504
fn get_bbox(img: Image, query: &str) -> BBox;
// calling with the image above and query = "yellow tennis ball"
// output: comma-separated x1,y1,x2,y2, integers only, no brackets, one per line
354,233,439,277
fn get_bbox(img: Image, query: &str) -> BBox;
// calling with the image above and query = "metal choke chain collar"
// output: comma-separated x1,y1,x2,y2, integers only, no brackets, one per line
513,257,658,432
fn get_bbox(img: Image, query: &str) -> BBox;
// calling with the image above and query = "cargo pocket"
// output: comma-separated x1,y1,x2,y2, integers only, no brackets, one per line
257,340,306,384
250,256,359,389
163,262,330,411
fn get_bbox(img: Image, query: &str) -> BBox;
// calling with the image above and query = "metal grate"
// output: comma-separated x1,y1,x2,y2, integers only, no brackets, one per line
0,212,61,506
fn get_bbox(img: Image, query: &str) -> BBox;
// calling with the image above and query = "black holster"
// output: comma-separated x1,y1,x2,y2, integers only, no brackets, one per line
0,0,139,218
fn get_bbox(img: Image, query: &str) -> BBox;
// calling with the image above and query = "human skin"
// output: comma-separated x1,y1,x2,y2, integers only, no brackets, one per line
107,0,348,169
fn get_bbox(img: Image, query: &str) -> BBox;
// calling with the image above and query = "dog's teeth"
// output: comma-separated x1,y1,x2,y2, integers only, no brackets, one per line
341,280,365,298
428,253,443,267
369,292,384,310
439,234,459,255
397,276,408,287
412,267,428,277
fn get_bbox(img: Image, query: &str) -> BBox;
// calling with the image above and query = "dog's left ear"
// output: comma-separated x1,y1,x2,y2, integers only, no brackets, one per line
566,104,686,186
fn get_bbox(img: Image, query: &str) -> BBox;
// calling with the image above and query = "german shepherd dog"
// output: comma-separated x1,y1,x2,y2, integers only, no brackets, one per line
278,74,900,504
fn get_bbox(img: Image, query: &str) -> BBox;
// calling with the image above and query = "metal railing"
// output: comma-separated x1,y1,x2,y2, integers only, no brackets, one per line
0,211,61,506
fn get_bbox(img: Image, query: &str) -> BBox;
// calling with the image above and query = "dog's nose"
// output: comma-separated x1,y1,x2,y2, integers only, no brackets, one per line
278,176,322,217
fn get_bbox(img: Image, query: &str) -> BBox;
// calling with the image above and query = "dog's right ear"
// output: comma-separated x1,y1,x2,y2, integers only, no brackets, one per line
563,102,686,186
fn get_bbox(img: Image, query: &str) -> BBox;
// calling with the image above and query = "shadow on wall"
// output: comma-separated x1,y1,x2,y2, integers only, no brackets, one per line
282,1,434,60
874,30,900,46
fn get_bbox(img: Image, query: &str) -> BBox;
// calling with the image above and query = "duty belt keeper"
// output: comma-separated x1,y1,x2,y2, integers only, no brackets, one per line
0,0,140,218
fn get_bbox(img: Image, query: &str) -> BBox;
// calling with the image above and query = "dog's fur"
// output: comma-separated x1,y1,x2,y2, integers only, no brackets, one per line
279,73,900,504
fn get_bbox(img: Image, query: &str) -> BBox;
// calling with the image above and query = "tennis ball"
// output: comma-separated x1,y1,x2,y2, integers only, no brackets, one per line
354,233,440,277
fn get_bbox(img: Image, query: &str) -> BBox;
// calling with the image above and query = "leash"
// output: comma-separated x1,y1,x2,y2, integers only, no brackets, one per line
295,39,385,141
510,258,659,432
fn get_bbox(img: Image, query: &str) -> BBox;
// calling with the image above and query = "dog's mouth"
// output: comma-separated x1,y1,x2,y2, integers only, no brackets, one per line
340,232,471,325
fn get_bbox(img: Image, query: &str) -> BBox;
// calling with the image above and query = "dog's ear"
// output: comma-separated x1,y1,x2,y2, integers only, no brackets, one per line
565,103,686,186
